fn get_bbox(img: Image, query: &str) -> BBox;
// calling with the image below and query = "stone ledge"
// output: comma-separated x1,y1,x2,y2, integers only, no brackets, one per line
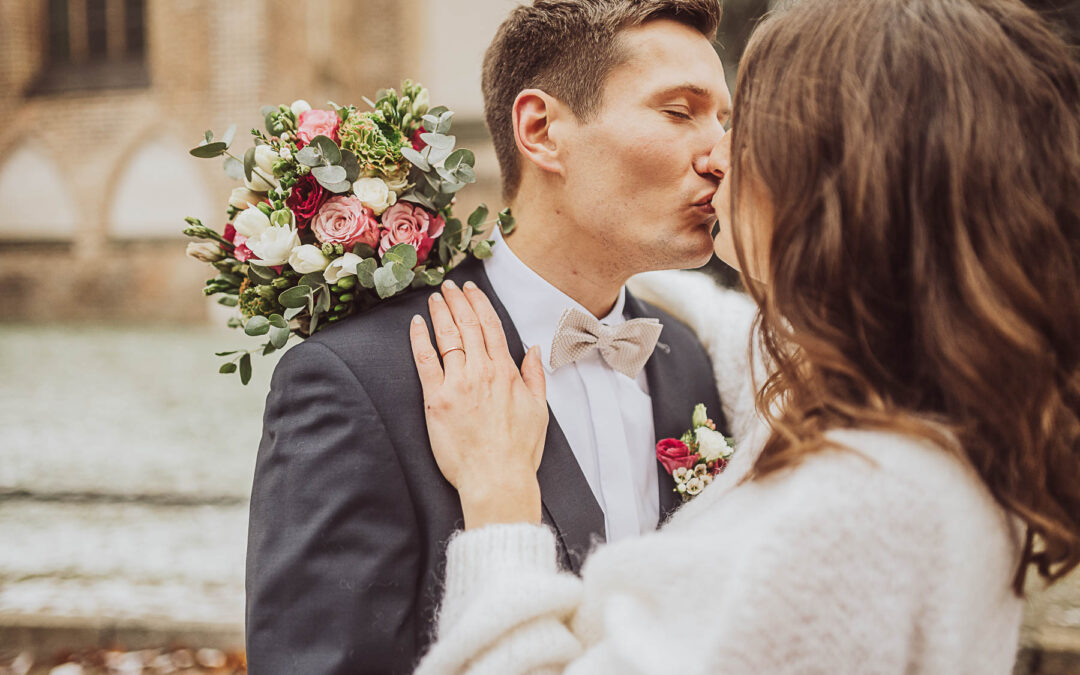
0,613,243,655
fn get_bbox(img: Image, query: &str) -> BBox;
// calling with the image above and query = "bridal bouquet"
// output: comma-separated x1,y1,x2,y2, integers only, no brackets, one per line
183,80,513,384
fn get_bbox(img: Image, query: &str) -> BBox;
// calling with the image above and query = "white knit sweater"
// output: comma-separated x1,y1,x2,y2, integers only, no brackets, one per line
415,271,1025,675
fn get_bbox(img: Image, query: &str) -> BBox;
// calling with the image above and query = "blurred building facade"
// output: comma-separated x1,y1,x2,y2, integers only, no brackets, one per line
0,0,513,323
1,0,1075,323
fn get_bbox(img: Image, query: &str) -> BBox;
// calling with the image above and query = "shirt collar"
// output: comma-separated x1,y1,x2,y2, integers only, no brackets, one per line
483,227,627,371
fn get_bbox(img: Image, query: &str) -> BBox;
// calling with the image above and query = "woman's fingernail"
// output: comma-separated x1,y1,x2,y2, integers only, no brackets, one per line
463,281,478,291
431,293,444,303
443,280,457,290
412,314,423,325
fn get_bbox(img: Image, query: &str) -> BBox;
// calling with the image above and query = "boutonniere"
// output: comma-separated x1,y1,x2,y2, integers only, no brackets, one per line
656,404,735,501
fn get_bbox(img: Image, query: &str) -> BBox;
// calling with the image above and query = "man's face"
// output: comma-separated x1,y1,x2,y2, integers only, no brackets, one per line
556,19,731,274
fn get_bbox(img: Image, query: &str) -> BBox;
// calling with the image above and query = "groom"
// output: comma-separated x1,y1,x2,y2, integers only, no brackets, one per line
245,1,730,673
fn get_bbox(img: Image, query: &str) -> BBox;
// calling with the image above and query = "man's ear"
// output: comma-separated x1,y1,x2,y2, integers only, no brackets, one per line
512,89,566,176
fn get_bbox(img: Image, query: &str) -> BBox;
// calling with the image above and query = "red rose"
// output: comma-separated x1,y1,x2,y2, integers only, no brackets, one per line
656,438,699,474
411,128,427,152
223,223,237,243
285,174,329,229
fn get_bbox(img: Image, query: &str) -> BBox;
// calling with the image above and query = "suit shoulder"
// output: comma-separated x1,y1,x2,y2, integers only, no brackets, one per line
640,299,707,353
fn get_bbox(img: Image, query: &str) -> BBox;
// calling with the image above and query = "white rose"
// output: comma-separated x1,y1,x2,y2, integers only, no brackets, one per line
288,244,330,274
351,177,397,215
233,206,271,239
290,99,312,116
228,187,263,210
695,427,732,462
247,226,300,267
244,144,279,192
323,252,363,284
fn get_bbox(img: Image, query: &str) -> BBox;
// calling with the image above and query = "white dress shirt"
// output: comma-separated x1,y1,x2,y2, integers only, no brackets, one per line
483,229,659,541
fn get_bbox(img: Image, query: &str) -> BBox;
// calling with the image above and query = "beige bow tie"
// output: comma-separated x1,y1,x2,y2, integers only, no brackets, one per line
549,308,663,379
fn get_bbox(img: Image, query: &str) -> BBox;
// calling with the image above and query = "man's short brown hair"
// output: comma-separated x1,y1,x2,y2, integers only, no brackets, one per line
481,0,722,200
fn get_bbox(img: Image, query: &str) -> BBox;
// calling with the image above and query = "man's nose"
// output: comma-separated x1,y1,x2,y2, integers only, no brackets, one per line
701,131,731,180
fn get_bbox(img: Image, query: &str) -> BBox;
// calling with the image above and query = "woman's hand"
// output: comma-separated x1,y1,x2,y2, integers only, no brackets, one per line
410,279,549,529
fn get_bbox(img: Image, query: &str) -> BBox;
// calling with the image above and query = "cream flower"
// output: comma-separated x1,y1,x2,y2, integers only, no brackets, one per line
323,252,364,284
695,427,732,462
351,176,397,215
247,225,300,267
233,206,271,239
288,244,330,274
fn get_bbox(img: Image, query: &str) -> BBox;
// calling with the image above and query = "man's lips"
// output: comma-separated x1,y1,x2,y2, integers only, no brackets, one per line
692,190,717,212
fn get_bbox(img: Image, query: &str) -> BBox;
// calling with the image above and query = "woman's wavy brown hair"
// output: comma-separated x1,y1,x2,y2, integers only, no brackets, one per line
729,0,1080,593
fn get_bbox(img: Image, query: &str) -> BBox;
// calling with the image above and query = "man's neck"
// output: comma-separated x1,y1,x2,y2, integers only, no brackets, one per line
502,200,629,318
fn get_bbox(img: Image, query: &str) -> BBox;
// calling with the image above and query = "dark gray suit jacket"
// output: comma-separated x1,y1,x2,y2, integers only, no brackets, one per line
244,254,725,674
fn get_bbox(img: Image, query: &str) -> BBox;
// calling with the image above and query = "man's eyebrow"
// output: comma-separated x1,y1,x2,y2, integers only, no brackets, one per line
655,82,714,99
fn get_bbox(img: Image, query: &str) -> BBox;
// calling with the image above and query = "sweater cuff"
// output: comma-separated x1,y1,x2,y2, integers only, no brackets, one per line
444,523,558,601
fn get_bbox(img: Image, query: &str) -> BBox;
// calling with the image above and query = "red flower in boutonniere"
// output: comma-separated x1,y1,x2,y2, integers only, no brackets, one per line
656,404,735,502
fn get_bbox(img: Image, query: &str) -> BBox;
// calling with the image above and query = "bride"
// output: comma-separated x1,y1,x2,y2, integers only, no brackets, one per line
406,0,1080,672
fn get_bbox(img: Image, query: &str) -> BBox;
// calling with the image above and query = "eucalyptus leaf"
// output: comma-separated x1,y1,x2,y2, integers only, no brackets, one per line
215,350,240,357
310,135,342,164
269,325,290,349
217,295,239,307
312,164,347,184
220,362,237,374
283,306,304,321
244,146,257,180
295,145,321,167
355,258,377,288
278,285,313,309
374,261,415,299
190,142,227,159
420,133,455,150
441,218,463,248
223,156,244,180
352,243,376,259
401,146,430,172
314,285,333,314
456,164,476,183
222,124,237,148
425,142,451,166
323,180,353,194
498,208,516,234
239,353,252,385
340,150,361,182
440,179,467,194
420,268,445,286
248,264,276,284
268,313,288,329
244,315,271,336
299,273,325,290
467,204,489,227
445,148,475,170
383,243,418,269
262,342,278,356
473,239,495,259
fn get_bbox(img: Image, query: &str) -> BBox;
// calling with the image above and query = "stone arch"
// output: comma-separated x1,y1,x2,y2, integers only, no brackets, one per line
0,139,78,240
106,132,216,239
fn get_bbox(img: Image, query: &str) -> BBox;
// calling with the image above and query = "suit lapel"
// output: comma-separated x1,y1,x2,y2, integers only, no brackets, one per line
465,258,606,572
624,291,684,524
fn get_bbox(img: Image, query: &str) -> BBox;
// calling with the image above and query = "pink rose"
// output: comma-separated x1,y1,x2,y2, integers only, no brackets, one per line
296,109,340,148
656,438,699,474
232,233,254,263
311,196,380,249
378,202,446,264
